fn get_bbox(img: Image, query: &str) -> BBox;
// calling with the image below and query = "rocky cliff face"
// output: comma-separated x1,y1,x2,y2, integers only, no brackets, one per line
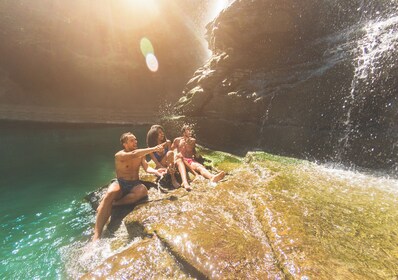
0,0,212,114
173,0,398,170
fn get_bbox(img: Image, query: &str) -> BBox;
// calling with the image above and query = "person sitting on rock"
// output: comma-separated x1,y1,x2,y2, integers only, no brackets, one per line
92,132,166,241
172,124,225,190
146,124,180,189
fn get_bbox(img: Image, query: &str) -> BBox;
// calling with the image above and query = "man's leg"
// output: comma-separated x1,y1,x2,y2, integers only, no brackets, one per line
192,163,225,183
93,182,122,241
113,184,148,206
175,158,191,190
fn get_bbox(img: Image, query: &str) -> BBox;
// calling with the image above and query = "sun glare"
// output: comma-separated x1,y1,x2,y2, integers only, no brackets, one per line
123,0,159,15
209,0,230,21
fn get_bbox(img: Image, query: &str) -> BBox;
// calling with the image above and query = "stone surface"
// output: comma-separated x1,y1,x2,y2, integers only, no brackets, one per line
82,150,398,279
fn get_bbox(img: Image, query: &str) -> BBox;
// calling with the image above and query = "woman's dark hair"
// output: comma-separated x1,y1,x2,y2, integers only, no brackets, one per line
146,125,167,147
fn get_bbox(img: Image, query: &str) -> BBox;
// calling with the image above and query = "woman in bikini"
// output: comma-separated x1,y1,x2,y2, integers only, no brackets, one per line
146,125,180,188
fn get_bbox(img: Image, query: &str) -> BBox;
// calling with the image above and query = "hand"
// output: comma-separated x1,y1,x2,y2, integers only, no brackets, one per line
156,168,167,177
155,144,164,152
158,167,167,174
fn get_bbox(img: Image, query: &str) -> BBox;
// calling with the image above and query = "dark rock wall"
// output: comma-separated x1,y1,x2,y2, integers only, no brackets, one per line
173,0,398,170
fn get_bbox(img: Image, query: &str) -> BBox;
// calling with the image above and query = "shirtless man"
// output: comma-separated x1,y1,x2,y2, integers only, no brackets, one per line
93,132,166,241
172,125,225,190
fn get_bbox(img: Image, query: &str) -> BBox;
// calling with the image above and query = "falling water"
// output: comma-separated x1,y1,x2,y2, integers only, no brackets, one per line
337,13,398,160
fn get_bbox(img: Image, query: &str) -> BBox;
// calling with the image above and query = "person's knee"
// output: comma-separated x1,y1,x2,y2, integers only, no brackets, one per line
135,184,148,198
102,185,120,202
166,151,175,164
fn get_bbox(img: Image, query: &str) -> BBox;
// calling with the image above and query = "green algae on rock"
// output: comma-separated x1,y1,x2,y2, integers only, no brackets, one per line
82,150,398,279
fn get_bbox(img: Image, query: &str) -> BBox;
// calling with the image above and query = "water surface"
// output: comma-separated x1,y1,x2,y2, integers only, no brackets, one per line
0,120,148,279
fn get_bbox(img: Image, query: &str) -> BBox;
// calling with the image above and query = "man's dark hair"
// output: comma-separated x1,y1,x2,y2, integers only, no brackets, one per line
120,132,133,145
181,124,192,134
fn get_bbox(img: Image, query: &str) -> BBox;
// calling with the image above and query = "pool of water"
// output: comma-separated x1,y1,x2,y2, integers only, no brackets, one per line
0,120,149,279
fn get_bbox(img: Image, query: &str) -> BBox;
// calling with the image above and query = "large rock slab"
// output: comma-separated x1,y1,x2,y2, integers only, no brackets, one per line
82,150,398,279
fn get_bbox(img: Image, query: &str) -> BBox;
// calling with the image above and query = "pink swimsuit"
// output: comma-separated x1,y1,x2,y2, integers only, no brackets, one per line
184,157,196,165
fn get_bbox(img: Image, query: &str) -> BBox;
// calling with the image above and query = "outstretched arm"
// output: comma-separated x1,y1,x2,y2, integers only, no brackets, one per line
118,143,166,159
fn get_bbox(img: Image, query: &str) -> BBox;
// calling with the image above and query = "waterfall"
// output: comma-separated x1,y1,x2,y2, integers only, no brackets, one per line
337,12,398,162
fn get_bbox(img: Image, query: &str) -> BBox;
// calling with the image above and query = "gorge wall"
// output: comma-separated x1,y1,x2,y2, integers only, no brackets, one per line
172,0,398,170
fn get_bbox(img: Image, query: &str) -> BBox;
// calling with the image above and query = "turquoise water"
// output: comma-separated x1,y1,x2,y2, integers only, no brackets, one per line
0,121,148,279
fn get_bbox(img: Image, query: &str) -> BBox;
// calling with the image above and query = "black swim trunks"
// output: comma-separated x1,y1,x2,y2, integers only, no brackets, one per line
112,178,143,197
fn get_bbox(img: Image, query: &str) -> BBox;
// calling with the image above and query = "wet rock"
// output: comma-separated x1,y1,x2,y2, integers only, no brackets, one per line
81,236,196,280
82,150,398,279
172,0,398,171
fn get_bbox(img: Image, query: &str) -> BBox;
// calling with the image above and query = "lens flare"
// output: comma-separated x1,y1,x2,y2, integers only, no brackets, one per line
140,37,154,57
146,53,159,72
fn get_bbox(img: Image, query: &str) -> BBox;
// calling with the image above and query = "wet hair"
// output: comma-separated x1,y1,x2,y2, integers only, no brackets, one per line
120,132,133,145
146,125,167,147
181,124,192,134
150,124,163,130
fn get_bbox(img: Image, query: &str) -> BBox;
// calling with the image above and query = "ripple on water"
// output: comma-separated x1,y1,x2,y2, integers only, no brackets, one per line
1,201,94,279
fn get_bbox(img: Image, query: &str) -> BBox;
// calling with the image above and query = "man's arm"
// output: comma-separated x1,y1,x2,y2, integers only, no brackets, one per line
171,137,179,151
191,138,197,156
118,143,166,159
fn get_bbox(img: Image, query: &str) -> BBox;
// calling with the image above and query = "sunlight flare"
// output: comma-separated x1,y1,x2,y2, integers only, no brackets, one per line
140,37,154,57
140,37,159,72
209,0,231,21
146,53,159,72
123,0,159,16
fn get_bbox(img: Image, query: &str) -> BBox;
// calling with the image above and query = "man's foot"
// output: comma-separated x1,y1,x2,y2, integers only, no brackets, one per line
181,182,192,191
92,234,100,242
210,171,225,183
